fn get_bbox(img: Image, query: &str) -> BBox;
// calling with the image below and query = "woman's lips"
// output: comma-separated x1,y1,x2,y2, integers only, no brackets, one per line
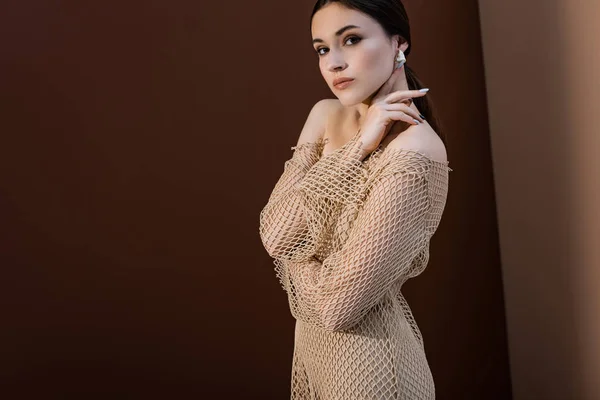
334,79,354,89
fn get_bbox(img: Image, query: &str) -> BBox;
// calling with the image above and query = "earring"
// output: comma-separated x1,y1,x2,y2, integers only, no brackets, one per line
395,50,406,69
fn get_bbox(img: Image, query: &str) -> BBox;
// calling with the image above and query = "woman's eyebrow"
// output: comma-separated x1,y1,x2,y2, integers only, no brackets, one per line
312,25,360,44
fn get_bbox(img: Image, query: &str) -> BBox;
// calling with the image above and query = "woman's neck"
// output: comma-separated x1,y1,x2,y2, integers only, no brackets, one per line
351,94,375,129
351,69,410,129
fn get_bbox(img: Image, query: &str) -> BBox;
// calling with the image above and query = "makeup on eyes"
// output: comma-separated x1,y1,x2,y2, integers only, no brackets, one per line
315,34,362,55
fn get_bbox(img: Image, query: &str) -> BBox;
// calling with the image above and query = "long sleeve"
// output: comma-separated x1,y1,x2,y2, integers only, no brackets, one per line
259,139,324,261
279,163,431,332
259,131,367,262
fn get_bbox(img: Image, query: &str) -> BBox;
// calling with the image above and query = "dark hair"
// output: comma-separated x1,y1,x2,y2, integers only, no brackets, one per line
311,0,447,147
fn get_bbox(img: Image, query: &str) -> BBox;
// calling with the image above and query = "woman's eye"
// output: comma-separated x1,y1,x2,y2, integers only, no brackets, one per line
345,36,361,45
315,36,361,56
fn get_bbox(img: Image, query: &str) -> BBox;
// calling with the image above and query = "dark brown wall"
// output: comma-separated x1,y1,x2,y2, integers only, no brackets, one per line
0,0,511,398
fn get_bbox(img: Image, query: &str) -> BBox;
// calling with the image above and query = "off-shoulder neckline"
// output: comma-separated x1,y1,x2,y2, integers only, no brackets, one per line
370,144,449,166
292,135,451,169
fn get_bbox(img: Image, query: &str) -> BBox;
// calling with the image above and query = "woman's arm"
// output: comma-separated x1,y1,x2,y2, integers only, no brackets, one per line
259,99,330,260
259,102,369,262
259,139,324,261
279,165,431,332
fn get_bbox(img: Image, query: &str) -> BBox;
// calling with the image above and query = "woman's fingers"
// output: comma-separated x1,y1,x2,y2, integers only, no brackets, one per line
384,89,428,104
384,102,425,123
387,110,421,125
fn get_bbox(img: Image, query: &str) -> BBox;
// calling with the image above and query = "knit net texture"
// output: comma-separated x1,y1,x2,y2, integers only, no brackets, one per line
259,129,451,400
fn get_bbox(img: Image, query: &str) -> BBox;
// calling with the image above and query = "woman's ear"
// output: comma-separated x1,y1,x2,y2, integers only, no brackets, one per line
391,35,409,54
399,39,409,54
391,34,402,52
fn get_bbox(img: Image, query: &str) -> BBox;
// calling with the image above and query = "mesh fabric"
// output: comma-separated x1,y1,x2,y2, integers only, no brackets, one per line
259,129,451,399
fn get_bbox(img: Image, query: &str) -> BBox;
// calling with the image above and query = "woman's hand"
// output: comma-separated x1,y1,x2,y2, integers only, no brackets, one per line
358,67,429,155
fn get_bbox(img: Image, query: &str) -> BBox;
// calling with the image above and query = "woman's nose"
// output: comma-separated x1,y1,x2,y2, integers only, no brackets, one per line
327,52,346,72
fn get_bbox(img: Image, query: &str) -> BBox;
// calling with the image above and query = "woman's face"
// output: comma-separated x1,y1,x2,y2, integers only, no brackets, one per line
311,3,408,106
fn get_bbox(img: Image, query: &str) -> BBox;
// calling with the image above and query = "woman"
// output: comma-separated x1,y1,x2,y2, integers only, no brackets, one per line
259,0,451,398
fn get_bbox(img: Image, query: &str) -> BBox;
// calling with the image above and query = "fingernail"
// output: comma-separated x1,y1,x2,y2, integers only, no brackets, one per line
419,113,426,119
413,119,420,124
419,88,429,93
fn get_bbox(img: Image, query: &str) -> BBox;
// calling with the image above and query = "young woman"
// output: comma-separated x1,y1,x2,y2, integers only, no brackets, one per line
259,1,451,398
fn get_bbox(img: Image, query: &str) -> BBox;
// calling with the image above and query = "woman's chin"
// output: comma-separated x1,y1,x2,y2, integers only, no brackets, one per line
335,93,366,107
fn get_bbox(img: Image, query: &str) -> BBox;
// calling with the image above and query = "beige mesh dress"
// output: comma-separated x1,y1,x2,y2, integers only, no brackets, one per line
259,128,451,400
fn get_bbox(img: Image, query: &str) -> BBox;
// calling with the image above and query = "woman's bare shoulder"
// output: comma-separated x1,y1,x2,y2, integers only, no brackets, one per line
386,123,448,163
295,99,342,147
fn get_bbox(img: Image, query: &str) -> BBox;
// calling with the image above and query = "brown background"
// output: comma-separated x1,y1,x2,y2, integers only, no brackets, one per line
479,0,600,398
0,0,512,398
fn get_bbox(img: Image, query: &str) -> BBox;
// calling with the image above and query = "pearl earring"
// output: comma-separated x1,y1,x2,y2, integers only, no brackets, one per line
395,50,406,69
